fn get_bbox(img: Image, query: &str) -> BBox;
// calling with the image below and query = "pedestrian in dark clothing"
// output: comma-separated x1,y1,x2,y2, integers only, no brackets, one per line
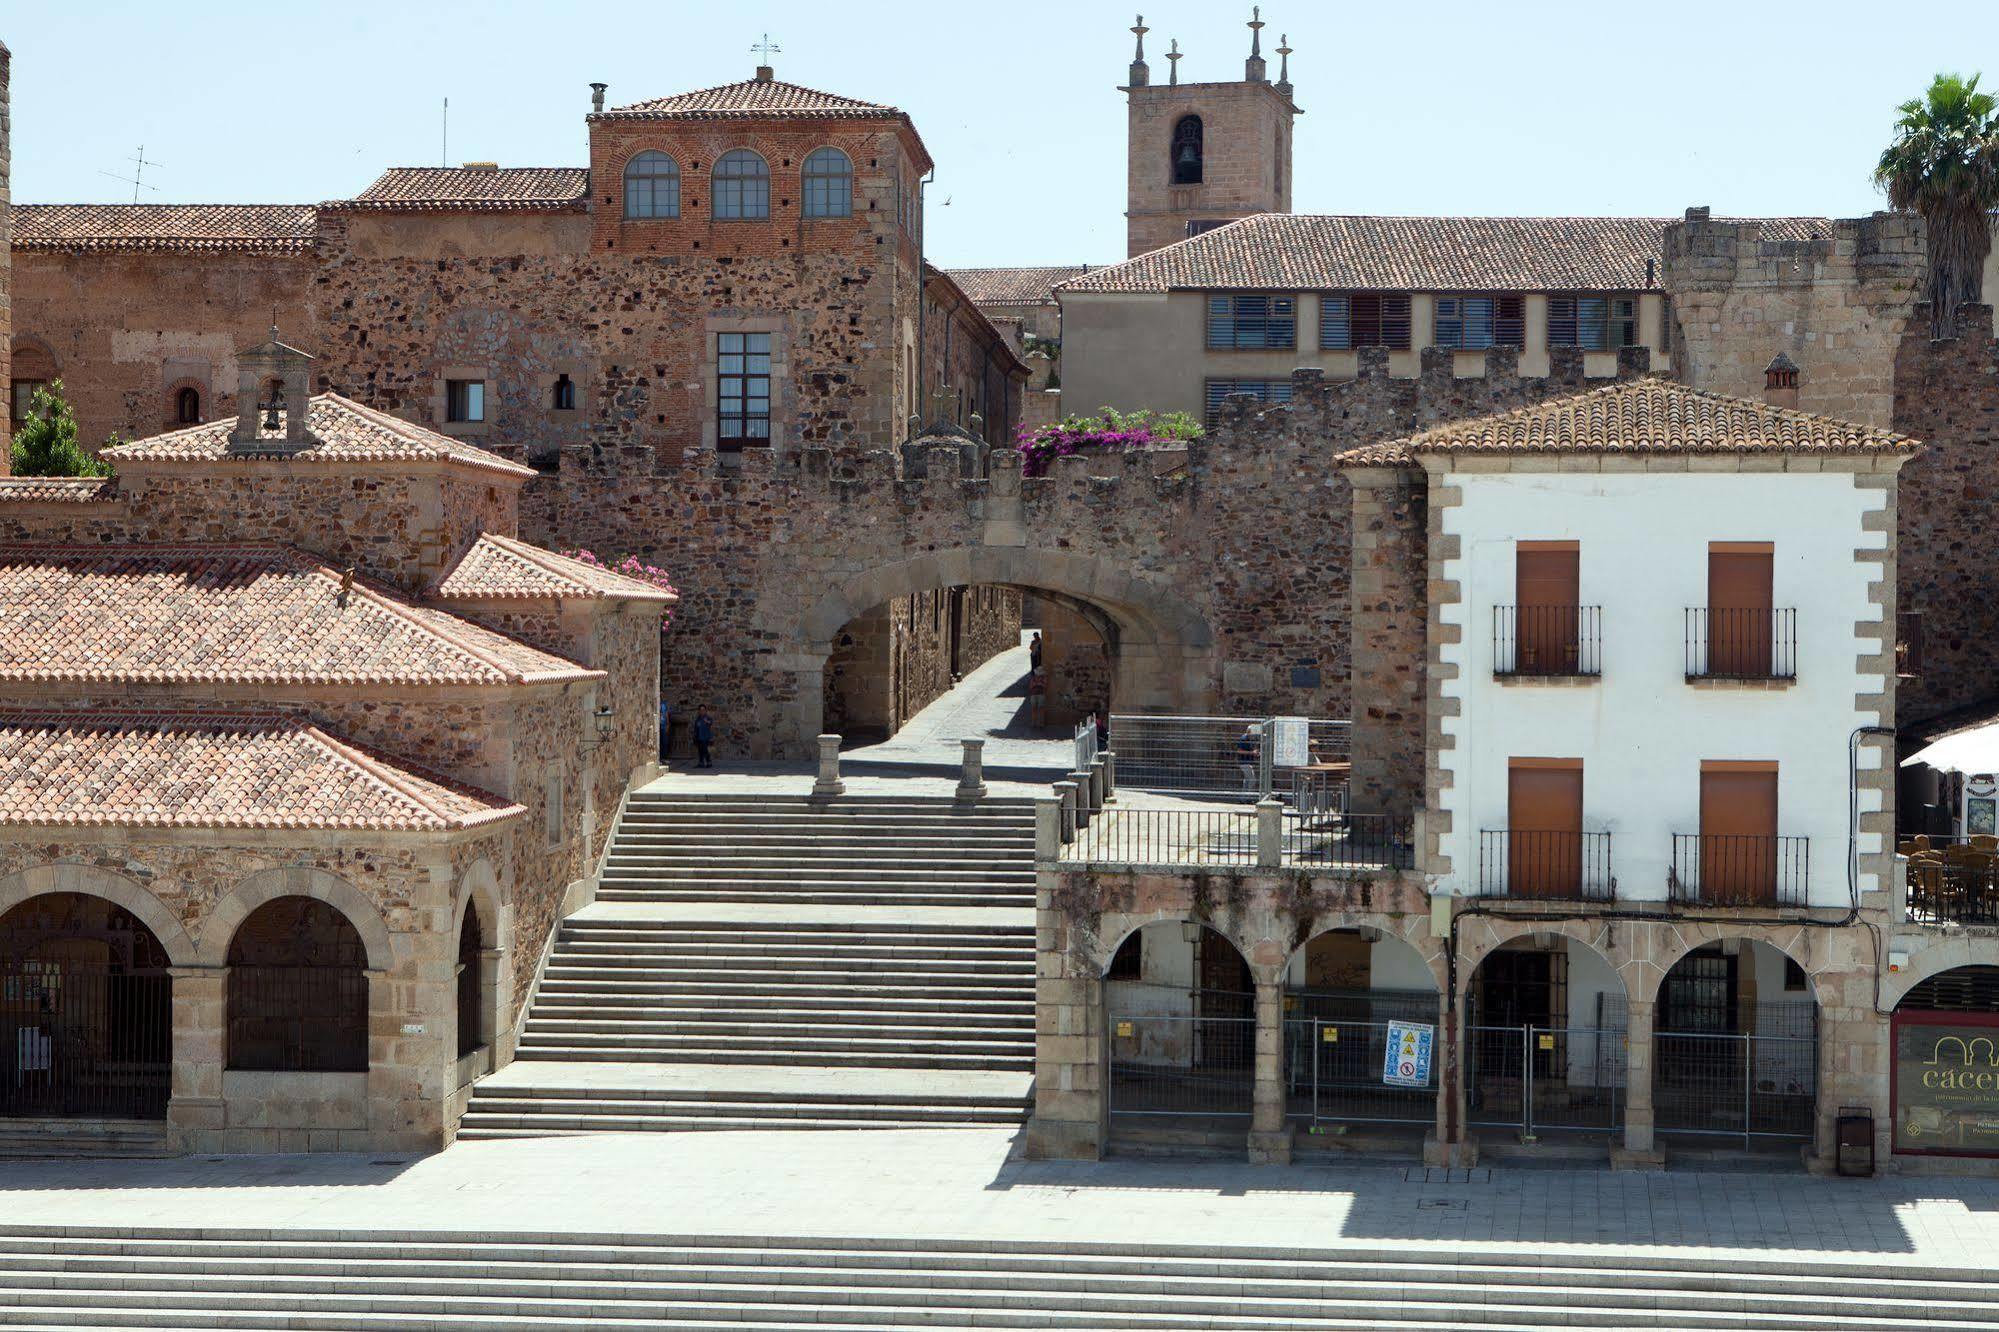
692,710,716,769
1029,632,1043,671
1236,725,1260,793
658,700,672,763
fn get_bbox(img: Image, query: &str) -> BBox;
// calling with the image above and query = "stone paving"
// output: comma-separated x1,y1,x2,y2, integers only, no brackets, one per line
2,1130,1995,1270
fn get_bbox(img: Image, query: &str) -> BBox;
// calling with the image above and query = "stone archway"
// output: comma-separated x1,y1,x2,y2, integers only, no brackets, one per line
196,866,394,973
770,546,1218,757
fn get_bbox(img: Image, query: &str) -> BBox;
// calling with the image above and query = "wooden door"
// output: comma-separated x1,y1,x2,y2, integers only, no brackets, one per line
1700,763,1778,904
1516,542,1580,674
1708,544,1773,676
1508,760,1583,898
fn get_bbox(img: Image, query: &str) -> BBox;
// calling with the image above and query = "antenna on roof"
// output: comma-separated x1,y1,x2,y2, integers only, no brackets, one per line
441,97,449,168
97,145,162,205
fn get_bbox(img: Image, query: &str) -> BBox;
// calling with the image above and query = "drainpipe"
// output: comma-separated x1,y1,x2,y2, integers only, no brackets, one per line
911,166,935,439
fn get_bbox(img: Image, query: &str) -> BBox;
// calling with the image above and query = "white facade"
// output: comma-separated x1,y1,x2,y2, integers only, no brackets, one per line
1432,465,1892,909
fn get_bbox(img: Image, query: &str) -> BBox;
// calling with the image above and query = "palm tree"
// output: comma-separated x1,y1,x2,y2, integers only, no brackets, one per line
1875,73,1999,337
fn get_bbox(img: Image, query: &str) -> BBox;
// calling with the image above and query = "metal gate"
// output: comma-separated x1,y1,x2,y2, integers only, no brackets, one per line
1654,1029,1818,1144
1284,1018,1437,1129
1467,1024,1626,1135
1107,714,1349,802
1106,1012,1255,1119
1,961,171,1120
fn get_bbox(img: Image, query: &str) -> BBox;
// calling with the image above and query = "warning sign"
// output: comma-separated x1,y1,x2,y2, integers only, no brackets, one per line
1115,1021,1133,1038
1382,1020,1433,1088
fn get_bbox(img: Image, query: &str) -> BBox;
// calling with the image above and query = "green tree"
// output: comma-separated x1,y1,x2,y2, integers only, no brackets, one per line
1875,73,1999,336
9,380,112,478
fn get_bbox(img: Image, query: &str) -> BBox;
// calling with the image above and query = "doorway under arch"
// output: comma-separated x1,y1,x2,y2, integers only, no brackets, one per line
1891,963,1999,1158
1654,937,1819,1147
1103,921,1255,1136
1281,927,1440,1141
1463,934,1628,1140
0,893,172,1120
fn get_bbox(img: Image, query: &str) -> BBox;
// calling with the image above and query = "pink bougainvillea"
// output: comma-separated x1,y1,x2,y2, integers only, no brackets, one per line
563,549,679,631
1013,407,1203,478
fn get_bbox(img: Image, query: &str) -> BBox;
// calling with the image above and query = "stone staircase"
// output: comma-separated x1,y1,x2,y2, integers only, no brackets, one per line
0,1226,1991,1329
458,794,1038,1138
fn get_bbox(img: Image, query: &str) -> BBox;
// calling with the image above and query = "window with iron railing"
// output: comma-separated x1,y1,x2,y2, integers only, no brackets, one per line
1319,292,1413,351
1205,293,1296,350
1685,607,1798,681
1478,829,1614,901
1493,605,1601,677
1548,294,1640,350
1670,834,1809,908
1435,294,1525,350
1203,378,1293,428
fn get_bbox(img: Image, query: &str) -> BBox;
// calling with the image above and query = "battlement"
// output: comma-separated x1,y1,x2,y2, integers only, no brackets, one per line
1663,210,1925,289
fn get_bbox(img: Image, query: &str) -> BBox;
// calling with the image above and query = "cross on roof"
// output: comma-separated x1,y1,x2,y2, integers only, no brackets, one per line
750,33,782,58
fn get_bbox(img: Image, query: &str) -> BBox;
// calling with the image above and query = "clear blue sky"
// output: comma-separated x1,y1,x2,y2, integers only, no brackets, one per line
6,0,1995,268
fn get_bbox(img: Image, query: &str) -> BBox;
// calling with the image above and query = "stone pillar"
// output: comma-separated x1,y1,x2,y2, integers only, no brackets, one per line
1054,781,1079,844
1255,797,1283,868
955,739,987,801
166,966,227,1152
812,734,845,796
1024,892,1106,1160
1067,770,1094,827
1101,749,1117,802
1425,987,1473,1167
1247,979,1292,1163
1613,999,1664,1169
1034,797,1061,860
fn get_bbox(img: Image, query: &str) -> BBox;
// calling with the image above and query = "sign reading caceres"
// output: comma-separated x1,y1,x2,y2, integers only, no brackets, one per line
1893,1012,1999,1156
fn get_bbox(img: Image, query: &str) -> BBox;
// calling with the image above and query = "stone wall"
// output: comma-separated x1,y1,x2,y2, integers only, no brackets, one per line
1890,305,1999,726
1,41,11,463
1124,78,1294,259
1344,466,1428,815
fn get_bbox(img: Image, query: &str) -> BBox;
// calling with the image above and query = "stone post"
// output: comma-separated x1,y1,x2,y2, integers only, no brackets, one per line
1614,999,1663,1169
1101,749,1117,803
166,966,227,1153
1067,770,1094,828
812,734,844,796
1085,757,1106,812
955,739,987,801
1034,797,1061,860
1256,797,1284,868
1247,979,1292,1163
1054,781,1079,844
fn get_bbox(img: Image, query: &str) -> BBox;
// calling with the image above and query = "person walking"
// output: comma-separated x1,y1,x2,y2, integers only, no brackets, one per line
658,699,672,764
1236,724,1260,794
692,709,716,769
1028,632,1044,671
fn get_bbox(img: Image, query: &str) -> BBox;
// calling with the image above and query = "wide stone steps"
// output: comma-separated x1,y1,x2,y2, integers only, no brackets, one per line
593,885,1033,907
511,1038,1035,1070
0,1229,1994,1331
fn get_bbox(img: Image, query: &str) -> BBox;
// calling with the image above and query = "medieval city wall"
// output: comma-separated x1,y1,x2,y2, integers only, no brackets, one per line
1,42,12,460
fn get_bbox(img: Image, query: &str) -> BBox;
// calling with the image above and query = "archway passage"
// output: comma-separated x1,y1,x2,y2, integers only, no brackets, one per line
1891,964,1999,1158
1654,939,1818,1147
0,893,172,1120
821,584,1030,746
1282,928,1439,1139
1103,922,1254,1137
226,897,369,1073
1464,937,1627,1139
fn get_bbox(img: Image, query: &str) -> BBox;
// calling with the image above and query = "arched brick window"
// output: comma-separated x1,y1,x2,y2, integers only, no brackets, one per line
225,896,368,1072
622,150,680,219
802,147,853,218
713,149,771,220
1171,115,1204,185
174,385,201,425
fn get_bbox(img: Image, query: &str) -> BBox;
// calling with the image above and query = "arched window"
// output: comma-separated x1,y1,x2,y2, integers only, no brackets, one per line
802,147,853,218
622,150,680,219
1171,115,1204,185
551,373,576,411
174,386,201,425
713,149,771,220
226,896,368,1072
456,899,485,1057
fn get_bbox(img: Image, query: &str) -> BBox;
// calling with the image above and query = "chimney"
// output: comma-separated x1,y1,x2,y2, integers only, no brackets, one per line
589,82,607,114
1127,14,1150,87
754,64,774,83
229,328,316,452
1685,204,1711,223
1644,257,1656,289
1764,352,1801,410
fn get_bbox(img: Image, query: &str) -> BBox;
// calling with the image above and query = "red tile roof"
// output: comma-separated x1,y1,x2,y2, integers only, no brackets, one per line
103,393,536,481
1057,214,1833,295
12,204,318,253
0,709,522,832
603,76,901,120
0,544,600,688
342,167,590,211
436,534,678,603
1336,379,1919,466
0,477,120,504
944,266,1094,307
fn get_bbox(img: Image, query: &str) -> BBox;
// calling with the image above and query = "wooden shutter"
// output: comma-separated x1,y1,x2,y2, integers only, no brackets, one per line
1508,759,1583,899
1700,762,1778,904
1516,542,1580,674
1708,543,1773,676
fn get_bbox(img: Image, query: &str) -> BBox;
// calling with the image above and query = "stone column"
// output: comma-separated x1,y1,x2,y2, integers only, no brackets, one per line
1247,979,1292,1163
812,734,845,796
1053,781,1078,844
1067,770,1094,827
1614,998,1663,1169
166,965,227,1153
955,739,987,801
1255,798,1284,868
1024,898,1105,1160
1034,797,1061,861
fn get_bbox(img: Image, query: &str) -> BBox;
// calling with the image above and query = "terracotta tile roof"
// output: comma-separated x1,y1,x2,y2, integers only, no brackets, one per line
0,477,120,504
945,266,1093,307
0,544,600,688
12,204,318,253
603,76,900,120
341,167,590,211
102,393,536,480
1335,379,1920,466
1057,214,1833,295
436,534,679,603
0,709,522,832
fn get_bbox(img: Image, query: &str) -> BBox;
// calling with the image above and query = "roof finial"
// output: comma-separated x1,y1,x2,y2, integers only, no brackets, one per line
1128,14,1151,87
1275,33,1293,94
1166,38,1182,86
750,32,780,82
1245,7,1268,82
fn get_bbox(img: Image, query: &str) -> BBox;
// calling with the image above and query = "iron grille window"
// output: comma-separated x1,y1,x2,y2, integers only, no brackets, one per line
446,379,485,423
1549,295,1640,350
802,147,853,218
717,332,773,447
1320,292,1413,350
622,151,681,219
1435,295,1524,349
712,149,771,220
1203,377,1293,428
1205,294,1296,350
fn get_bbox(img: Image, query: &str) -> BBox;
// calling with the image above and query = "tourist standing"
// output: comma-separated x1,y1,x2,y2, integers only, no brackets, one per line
1236,725,1260,794
692,709,716,769
658,699,672,763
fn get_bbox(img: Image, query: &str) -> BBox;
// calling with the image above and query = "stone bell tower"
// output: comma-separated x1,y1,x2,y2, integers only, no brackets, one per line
1121,9,1299,259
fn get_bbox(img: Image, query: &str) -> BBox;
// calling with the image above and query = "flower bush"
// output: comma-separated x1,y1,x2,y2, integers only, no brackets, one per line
562,549,679,631
1014,407,1202,478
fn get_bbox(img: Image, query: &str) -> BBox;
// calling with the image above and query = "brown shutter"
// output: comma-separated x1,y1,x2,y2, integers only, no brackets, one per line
1509,759,1583,899
1516,542,1580,674
1708,543,1773,676
1700,761,1778,904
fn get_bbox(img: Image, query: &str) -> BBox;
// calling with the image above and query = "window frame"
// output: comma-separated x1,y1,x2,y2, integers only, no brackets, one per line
716,330,773,449
712,149,772,221
1434,293,1525,350
1204,292,1297,351
1548,293,1642,351
445,379,486,424
621,150,682,220
9,380,48,430
801,147,854,219
173,386,202,425
1202,377,1293,428
1319,291,1413,351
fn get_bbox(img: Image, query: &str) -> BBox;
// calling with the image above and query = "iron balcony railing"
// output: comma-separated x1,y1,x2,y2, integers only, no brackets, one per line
1685,607,1797,681
1669,834,1810,908
1478,829,1614,901
1493,605,1601,678
1282,811,1415,873
1906,859,1999,927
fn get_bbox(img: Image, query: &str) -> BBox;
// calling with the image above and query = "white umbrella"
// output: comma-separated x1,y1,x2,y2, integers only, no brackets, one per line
1902,721,1999,774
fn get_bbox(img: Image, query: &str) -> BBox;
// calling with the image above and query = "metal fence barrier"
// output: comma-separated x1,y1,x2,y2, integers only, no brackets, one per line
1058,807,1257,866
226,964,370,1073
1284,811,1415,872
1,961,171,1121
1074,715,1100,774
1655,1029,1818,1144
1106,1011,1256,1118
1467,1024,1626,1135
1108,714,1350,803
1284,1017,1438,1128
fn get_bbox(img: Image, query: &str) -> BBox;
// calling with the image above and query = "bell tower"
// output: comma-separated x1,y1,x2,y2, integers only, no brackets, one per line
1122,10,1299,259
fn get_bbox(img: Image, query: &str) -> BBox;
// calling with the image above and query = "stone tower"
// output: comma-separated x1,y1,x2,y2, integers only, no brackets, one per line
1122,10,1299,258
1,39,11,473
